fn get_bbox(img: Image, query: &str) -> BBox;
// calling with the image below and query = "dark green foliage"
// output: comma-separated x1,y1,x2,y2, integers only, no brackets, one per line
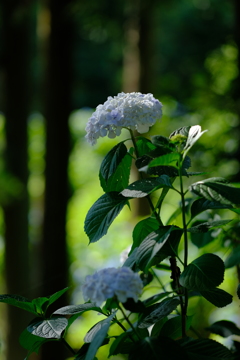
180,254,225,291
206,320,240,337
120,175,173,198
138,298,180,329
129,336,187,360
1,124,238,359
189,178,240,206
99,142,133,192
135,226,183,271
179,338,234,359
84,192,128,243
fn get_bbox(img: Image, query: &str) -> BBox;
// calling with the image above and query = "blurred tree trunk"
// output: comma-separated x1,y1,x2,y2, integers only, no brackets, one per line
40,0,73,358
1,1,34,359
139,0,156,93
122,0,156,217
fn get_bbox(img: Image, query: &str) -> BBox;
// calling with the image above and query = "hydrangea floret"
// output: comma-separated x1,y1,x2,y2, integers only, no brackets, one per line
82,267,143,306
85,92,163,145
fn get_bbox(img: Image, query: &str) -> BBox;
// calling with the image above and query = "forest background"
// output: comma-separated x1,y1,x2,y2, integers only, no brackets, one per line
0,0,240,359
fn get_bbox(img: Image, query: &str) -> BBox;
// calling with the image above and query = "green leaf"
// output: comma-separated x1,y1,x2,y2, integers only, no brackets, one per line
143,292,174,307
224,245,240,268
0,294,36,314
179,254,225,291
19,328,54,358
189,178,240,206
159,315,193,339
206,320,240,337
99,142,127,183
27,317,68,339
32,297,49,315
138,298,180,329
32,288,70,315
188,220,232,233
47,287,70,307
136,137,157,157
150,317,168,337
53,303,101,316
100,151,132,192
84,192,128,243
84,312,115,360
190,198,232,220
200,288,232,307
136,226,183,271
129,336,187,360
183,125,208,157
109,331,135,357
120,175,173,198
148,153,180,168
179,338,234,360
75,341,109,360
131,216,160,253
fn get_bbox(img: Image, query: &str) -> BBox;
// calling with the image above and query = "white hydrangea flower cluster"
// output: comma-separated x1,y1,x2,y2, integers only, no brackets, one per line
82,267,143,306
85,92,163,145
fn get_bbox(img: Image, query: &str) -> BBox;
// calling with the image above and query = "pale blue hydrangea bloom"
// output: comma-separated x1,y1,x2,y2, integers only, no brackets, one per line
82,267,143,306
85,92,163,145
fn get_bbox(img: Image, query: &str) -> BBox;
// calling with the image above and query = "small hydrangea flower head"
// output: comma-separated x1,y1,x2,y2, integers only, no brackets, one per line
85,92,163,145
82,267,143,306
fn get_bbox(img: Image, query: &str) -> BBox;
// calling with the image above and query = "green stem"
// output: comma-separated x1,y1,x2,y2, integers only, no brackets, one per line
61,338,76,355
128,129,163,226
178,158,189,338
114,316,128,332
119,304,141,341
114,316,136,342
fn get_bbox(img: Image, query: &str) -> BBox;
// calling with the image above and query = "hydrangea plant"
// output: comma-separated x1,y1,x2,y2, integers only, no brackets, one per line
1,92,240,359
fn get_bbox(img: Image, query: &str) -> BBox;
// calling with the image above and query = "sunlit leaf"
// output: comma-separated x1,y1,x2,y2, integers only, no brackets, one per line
27,317,68,339
136,226,183,271
189,178,240,206
84,192,128,243
120,175,172,198
53,303,101,316
84,312,115,360
179,254,225,291
190,198,232,220
131,216,160,252
188,220,231,233
148,153,180,168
